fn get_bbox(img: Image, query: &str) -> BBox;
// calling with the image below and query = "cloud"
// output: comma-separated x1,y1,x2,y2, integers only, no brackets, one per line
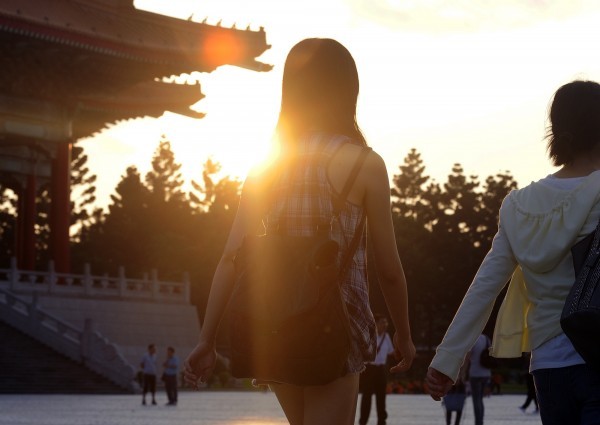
346,0,590,32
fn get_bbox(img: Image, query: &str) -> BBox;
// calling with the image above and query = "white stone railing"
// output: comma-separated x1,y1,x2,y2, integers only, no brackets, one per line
0,287,140,392
0,258,190,304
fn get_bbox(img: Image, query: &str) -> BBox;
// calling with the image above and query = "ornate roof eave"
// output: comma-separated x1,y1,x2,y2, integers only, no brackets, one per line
72,108,204,140
0,0,271,72
0,0,273,141
72,80,206,138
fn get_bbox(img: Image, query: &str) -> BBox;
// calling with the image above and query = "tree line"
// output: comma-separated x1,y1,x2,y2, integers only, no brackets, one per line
0,137,518,364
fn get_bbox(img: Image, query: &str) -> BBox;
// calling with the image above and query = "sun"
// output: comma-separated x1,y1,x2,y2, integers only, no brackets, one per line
154,66,280,185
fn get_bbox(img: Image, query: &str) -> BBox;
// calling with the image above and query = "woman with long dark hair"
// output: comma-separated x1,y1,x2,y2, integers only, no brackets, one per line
184,38,415,425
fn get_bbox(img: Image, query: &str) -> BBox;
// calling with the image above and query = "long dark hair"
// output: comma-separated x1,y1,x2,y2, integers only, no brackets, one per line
546,80,600,166
275,38,367,152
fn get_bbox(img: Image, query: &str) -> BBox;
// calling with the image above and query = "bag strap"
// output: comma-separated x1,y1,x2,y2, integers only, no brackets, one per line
336,147,371,280
587,218,600,263
376,333,386,353
332,147,372,216
338,214,366,279
576,217,600,307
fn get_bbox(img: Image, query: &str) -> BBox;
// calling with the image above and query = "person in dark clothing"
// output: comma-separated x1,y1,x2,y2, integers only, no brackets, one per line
443,361,468,425
358,315,395,425
163,346,179,406
140,343,157,405
444,381,467,425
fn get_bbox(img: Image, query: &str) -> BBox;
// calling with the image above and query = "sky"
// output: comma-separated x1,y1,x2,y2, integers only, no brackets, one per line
80,0,600,209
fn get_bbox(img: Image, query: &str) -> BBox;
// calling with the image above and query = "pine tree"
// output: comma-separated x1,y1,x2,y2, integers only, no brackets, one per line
71,143,98,230
189,158,241,213
479,172,518,248
85,166,151,275
391,148,431,221
437,163,481,241
145,135,186,205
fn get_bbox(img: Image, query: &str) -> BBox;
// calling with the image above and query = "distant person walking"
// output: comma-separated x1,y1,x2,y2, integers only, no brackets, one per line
358,314,395,425
425,80,600,425
443,380,467,425
163,346,179,406
468,334,492,425
442,361,468,425
140,343,158,406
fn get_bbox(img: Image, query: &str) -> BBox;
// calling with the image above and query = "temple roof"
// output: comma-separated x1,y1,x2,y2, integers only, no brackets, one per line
74,80,206,137
0,0,272,139
0,0,271,71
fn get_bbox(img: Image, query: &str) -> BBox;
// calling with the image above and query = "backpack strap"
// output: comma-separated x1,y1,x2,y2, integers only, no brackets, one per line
570,217,600,310
335,147,371,280
332,147,372,216
376,332,386,353
338,213,366,280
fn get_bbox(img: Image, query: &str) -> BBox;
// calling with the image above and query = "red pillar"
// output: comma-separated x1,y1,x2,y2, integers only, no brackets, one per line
50,141,71,273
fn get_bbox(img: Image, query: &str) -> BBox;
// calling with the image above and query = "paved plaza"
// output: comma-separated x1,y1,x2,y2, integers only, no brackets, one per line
0,391,541,425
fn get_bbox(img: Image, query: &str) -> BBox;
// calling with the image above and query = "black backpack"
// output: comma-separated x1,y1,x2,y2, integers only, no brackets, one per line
479,335,498,369
560,217,600,370
229,148,370,386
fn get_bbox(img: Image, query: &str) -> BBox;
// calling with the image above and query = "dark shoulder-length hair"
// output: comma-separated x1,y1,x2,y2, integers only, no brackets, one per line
275,38,367,150
546,80,600,166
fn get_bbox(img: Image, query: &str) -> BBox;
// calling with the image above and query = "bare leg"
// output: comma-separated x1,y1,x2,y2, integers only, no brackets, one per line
271,383,304,425
271,373,360,425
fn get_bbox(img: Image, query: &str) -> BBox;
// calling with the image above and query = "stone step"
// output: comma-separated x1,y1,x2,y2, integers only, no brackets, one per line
0,320,129,394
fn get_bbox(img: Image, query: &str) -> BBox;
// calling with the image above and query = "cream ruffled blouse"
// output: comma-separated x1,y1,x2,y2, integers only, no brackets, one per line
430,171,600,382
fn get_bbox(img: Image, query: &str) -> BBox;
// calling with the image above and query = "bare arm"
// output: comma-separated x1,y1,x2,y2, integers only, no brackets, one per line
184,173,266,386
363,152,415,372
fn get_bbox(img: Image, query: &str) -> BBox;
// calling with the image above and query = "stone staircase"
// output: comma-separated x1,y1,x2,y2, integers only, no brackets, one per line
0,320,128,394
0,261,200,372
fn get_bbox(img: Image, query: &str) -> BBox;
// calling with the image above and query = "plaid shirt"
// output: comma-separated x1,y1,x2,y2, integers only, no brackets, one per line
265,133,377,373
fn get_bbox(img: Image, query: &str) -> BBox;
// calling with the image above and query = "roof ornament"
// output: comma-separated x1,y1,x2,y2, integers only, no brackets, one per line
187,13,194,21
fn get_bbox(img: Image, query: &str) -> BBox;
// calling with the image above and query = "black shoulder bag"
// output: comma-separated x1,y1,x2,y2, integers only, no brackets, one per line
560,217,600,370
229,148,370,386
479,335,499,369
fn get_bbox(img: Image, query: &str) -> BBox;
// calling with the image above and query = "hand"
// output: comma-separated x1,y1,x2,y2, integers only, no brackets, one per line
425,367,454,401
183,340,217,389
389,332,416,373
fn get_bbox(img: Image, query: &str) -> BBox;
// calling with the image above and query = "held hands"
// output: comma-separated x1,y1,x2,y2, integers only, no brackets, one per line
425,367,454,401
389,332,416,374
183,340,217,389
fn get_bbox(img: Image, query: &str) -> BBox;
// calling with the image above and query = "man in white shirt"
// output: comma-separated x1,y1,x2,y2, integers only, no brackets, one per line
140,343,158,405
358,315,395,425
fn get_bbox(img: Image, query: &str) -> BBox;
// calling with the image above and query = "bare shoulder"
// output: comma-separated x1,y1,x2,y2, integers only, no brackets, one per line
362,148,386,173
357,148,388,188
330,142,383,170
328,142,386,203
